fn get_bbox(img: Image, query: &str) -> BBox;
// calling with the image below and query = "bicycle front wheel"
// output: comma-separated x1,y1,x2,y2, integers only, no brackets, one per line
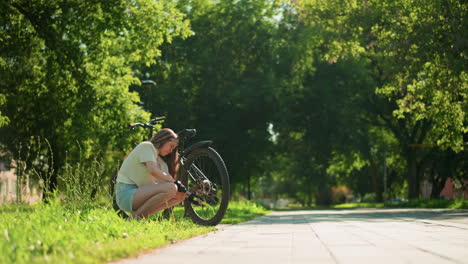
181,147,230,226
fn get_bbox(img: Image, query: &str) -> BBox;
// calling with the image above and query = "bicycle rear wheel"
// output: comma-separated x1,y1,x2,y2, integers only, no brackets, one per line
181,147,230,226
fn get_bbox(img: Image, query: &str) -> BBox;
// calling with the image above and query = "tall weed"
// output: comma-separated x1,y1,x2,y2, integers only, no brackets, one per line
59,158,106,207
2,137,54,204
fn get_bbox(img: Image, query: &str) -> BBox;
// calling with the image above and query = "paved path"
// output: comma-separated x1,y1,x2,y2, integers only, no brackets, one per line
113,208,468,264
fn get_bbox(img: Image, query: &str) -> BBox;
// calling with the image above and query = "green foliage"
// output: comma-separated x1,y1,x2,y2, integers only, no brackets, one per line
0,94,8,127
309,0,467,152
327,152,368,186
362,193,378,203
370,0,468,151
292,0,467,199
0,0,191,193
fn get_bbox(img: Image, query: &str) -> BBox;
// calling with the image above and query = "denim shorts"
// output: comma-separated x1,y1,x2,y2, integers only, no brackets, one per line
116,182,138,213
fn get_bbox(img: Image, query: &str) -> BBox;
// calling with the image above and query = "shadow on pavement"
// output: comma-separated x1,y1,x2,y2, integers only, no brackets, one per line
240,208,468,225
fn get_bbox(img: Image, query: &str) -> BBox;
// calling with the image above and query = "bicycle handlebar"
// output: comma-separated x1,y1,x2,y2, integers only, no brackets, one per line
128,116,166,131
149,116,166,124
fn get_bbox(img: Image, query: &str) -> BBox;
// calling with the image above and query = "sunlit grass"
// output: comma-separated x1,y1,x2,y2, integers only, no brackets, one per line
332,203,385,208
221,199,272,224
280,203,385,210
0,199,270,264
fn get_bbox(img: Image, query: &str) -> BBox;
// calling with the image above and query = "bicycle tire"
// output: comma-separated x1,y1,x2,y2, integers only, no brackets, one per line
181,147,230,226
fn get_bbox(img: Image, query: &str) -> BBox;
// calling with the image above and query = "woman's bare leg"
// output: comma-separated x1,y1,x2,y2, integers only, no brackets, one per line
132,183,185,218
145,192,186,216
133,183,176,210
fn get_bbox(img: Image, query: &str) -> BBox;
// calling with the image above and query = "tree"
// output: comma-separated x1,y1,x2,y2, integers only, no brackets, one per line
0,0,191,197
296,0,467,198
139,0,284,196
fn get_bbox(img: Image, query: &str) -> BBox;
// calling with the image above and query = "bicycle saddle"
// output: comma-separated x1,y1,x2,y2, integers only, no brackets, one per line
177,129,197,139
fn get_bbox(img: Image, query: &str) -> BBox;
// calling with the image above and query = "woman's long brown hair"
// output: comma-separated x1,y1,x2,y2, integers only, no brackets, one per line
149,128,179,179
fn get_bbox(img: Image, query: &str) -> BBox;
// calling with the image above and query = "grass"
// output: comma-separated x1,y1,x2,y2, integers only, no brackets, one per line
384,198,468,209
0,199,270,264
278,203,385,210
221,200,273,224
332,203,385,209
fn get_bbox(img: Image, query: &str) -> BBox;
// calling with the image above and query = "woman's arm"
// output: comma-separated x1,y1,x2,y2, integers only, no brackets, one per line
145,161,175,182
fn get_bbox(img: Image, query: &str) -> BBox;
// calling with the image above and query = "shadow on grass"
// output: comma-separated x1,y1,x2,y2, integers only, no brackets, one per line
385,199,468,209
276,199,468,211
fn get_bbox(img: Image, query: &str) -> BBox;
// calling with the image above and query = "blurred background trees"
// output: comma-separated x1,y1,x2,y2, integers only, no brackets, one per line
0,0,466,204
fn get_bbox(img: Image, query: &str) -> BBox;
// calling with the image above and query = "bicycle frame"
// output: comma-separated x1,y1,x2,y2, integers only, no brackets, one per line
176,135,213,182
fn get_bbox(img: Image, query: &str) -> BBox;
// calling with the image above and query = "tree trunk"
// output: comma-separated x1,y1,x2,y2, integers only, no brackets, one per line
430,169,444,199
407,151,419,199
247,174,251,200
369,161,383,202
43,143,60,202
307,181,313,207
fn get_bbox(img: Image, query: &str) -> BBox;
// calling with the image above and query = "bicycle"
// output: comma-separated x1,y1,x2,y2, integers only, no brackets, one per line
109,116,230,226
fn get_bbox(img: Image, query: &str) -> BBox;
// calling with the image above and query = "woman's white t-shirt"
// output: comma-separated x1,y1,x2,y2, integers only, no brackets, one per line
116,141,169,186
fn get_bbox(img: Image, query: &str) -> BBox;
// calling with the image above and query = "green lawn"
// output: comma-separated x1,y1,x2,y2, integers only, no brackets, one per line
0,199,270,264
384,198,468,209
332,203,385,208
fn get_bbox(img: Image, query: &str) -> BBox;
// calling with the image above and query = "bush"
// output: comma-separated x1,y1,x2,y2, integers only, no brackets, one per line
331,186,353,204
362,193,377,203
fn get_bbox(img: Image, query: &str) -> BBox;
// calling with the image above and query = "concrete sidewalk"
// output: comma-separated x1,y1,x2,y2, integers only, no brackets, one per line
112,208,468,264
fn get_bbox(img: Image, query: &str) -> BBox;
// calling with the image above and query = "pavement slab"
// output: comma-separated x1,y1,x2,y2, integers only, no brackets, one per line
111,208,468,264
